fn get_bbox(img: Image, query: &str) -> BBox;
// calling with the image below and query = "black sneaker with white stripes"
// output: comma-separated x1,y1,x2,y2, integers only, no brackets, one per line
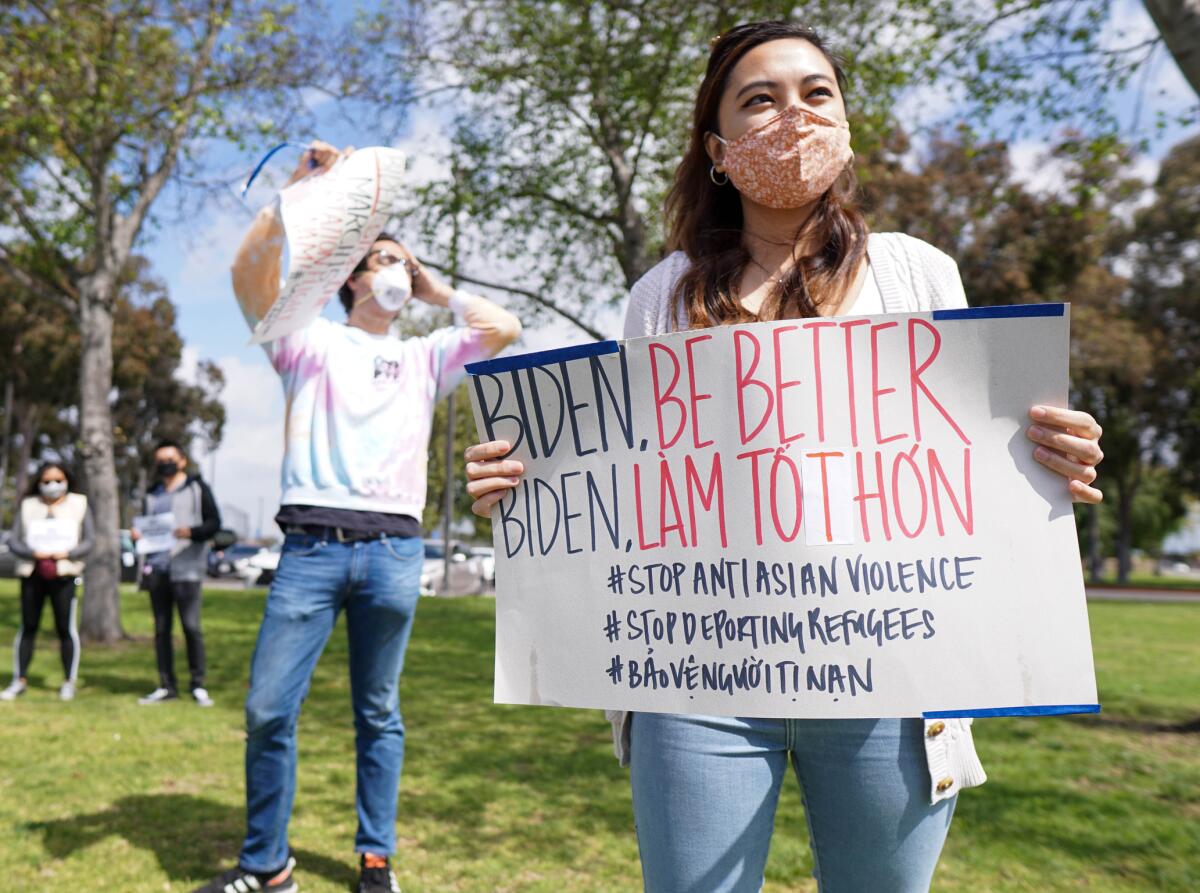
190,854,297,893
358,854,400,893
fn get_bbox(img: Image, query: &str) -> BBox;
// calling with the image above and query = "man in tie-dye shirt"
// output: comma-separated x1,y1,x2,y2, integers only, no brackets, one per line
195,142,521,893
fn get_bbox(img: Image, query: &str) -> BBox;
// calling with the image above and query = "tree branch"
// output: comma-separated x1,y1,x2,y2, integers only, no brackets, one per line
113,0,229,257
514,185,617,227
418,258,605,340
0,246,77,311
18,149,95,215
0,182,82,285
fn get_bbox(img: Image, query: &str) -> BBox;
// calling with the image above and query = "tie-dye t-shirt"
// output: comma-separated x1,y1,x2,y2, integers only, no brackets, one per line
264,317,489,518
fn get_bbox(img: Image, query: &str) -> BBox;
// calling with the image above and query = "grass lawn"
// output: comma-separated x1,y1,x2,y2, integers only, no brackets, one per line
0,583,1196,892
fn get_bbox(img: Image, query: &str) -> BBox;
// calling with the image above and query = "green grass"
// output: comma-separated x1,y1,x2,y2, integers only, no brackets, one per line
0,584,1196,892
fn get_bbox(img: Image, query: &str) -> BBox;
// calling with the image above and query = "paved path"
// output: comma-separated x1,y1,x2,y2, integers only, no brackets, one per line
1086,586,1200,603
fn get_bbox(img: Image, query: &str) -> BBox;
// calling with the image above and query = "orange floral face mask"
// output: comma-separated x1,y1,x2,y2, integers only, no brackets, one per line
714,105,852,209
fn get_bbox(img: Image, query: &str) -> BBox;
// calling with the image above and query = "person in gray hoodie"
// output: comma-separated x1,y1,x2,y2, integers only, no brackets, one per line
132,439,221,706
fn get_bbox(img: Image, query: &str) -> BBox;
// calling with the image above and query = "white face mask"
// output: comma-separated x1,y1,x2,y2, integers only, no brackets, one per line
39,480,67,500
370,263,412,312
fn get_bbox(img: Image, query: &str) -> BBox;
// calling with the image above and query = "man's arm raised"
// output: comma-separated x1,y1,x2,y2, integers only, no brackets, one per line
229,141,348,326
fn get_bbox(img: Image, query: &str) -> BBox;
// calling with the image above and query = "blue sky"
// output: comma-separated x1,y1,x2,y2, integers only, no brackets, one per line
137,1,1198,536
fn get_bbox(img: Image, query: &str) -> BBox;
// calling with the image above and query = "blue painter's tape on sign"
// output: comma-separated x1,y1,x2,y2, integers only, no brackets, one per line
466,340,620,376
931,303,1065,321
923,703,1100,719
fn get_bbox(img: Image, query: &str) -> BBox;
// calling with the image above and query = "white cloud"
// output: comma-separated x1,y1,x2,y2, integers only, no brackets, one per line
1007,141,1074,194
174,205,255,307
390,107,455,186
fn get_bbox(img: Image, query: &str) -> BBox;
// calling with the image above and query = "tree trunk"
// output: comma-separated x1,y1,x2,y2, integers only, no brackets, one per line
11,401,39,505
0,378,13,524
1144,0,1200,98
78,276,125,642
1115,479,1135,584
1086,502,1103,583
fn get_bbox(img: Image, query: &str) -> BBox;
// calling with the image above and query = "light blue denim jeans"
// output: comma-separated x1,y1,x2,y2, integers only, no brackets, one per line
238,533,422,873
630,713,956,893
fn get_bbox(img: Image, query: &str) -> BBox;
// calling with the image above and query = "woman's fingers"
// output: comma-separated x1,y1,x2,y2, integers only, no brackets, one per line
1032,444,1097,483
1026,424,1104,466
465,475,521,498
466,458,525,480
471,488,512,518
464,440,512,465
1027,405,1104,503
1068,478,1103,505
1029,405,1102,441
464,441,522,517
1033,444,1103,503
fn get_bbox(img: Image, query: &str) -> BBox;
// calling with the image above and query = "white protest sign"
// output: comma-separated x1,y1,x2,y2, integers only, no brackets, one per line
467,305,1099,719
250,147,407,344
134,513,177,556
26,518,78,554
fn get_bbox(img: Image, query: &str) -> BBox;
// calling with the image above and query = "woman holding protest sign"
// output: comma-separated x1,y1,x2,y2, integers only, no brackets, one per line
465,20,1104,893
1,462,93,703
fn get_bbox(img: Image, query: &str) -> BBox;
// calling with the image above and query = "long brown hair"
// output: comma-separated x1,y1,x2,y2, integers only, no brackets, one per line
665,22,868,328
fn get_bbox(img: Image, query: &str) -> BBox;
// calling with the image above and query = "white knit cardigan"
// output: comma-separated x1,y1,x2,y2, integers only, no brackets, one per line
609,231,989,805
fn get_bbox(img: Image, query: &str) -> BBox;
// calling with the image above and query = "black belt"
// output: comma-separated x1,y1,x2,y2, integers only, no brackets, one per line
284,524,385,543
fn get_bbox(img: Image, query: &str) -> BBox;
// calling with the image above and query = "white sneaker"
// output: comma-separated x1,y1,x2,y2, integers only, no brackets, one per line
192,687,214,707
0,679,26,701
59,681,75,701
137,687,177,705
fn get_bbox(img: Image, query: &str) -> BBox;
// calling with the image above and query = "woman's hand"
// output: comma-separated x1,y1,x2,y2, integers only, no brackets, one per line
174,527,192,540
465,440,525,517
1026,405,1103,504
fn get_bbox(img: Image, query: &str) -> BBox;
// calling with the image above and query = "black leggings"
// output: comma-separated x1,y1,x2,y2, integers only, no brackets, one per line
16,574,79,681
146,573,206,692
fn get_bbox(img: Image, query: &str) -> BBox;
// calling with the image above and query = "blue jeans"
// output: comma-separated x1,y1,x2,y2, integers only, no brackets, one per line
239,533,423,872
630,714,956,893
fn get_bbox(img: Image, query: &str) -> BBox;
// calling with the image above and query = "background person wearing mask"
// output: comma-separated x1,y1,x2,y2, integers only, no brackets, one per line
1,461,93,702
132,439,221,707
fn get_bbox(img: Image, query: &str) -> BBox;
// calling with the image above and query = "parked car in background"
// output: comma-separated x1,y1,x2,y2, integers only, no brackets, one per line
420,539,486,596
468,545,495,588
236,543,281,587
119,529,138,583
208,543,262,578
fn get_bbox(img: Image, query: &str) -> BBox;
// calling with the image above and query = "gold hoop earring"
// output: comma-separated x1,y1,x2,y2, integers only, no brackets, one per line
710,165,729,186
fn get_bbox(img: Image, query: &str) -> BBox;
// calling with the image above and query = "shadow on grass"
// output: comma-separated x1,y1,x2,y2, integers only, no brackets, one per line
78,671,158,696
952,776,1199,890
390,599,637,862
30,794,357,888
1065,713,1200,734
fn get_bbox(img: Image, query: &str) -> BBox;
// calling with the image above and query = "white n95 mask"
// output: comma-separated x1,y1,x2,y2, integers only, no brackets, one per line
371,263,412,312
